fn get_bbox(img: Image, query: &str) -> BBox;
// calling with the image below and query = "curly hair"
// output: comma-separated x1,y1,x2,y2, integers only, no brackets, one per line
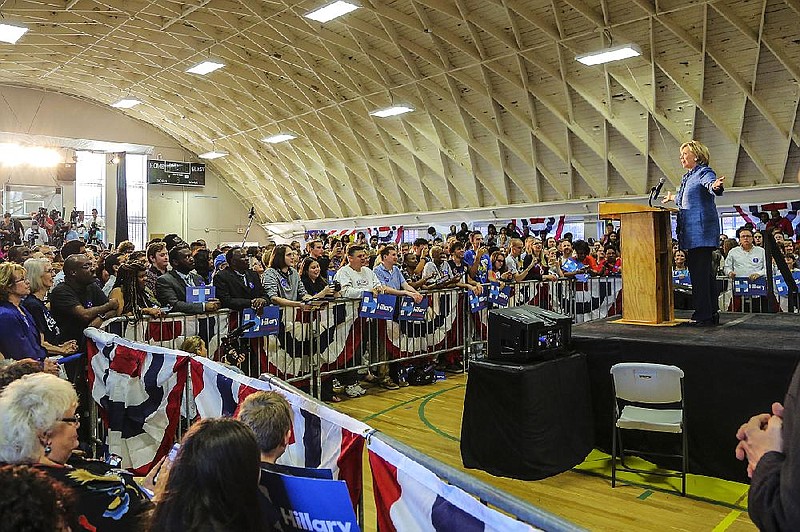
0,373,77,463
113,262,150,320
0,465,76,532
0,359,42,392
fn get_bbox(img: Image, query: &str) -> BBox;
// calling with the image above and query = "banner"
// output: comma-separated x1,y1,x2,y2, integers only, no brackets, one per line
733,276,767,296
775,272,800,296
242,305,280,337
186,285,215,303
468,290,487,313
368,436,534,532
398,296,429,321
487,282,511,307
87,328,187,474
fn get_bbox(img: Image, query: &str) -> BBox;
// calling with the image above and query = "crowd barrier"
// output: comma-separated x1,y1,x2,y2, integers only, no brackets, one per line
673,276,800,314
85,328,583,531
99,276,625,399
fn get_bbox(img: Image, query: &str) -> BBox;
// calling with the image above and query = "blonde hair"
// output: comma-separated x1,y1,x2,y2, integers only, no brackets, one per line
180,336,206,356
680,140,710,166
0,262,25,301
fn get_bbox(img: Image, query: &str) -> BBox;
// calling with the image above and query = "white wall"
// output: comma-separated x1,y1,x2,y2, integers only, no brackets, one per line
0,84,268,246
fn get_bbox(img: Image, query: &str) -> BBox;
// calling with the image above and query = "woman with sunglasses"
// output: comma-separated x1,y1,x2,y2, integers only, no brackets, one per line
0,373,152,531
22,258,79,358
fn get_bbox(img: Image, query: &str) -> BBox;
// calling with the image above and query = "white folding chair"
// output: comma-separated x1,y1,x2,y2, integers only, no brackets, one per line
610,362,687,496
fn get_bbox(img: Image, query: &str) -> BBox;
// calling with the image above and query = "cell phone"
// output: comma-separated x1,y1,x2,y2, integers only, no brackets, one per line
167,443,180,463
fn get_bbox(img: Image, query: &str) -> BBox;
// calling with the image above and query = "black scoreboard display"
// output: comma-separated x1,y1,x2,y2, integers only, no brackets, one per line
147,160,206,186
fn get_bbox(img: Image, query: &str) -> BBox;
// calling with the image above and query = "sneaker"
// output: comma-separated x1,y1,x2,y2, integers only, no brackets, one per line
331,379,344,394
379,376,400,390
344,384,366,398
397,369,410,387
445,361,464,373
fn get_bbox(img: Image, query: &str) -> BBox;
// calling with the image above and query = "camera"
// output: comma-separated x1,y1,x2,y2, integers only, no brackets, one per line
329,280,341,292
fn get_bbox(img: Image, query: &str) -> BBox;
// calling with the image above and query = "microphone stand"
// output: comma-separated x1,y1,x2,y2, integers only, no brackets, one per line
241,206,256,248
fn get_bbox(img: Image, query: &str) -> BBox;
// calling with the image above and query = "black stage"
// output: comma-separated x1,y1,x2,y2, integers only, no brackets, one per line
573,310,800,483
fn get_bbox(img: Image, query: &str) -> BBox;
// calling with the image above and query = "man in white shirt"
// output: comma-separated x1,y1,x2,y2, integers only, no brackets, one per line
334,245,384,397
24,220,48,246
724,226,768,312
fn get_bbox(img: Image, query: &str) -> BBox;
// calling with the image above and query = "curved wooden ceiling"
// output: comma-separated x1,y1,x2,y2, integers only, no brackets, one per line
1,0,799,222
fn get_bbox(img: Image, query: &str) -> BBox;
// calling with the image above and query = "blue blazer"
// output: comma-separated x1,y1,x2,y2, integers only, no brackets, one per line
0,301,47,360
675,164,723,249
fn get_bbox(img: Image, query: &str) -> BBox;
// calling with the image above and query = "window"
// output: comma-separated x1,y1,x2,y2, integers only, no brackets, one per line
126,154,148,249
721,214,747,238
75,151,105,222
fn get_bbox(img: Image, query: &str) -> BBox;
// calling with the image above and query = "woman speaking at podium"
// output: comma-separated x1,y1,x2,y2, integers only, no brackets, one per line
662,140,725,326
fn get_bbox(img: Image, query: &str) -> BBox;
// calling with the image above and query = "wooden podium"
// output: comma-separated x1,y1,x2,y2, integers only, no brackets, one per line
599,202,683,326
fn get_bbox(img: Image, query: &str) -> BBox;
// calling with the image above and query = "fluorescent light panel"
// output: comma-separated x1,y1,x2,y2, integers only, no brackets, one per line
199,151,228,159
576,44,641,66
369,105,414,118
305,1,359,22
0,23,28,44
186,60,225,75
111,98,142,109
262,133,297,144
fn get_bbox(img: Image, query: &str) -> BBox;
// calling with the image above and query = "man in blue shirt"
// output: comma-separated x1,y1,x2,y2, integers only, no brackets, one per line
463,231,491,284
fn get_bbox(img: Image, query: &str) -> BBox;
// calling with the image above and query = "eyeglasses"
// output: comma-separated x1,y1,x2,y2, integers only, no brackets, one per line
61,412,80,425
14,278,28,284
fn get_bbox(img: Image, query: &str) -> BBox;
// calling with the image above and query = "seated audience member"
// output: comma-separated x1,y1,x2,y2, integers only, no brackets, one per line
110,263,165,320
0,465,76,532
0,373,152,531
213,246,267,311
156,247,221,314
7,244,32,265
735,370,799,531
145,242,169,294
0,262,48,362
148,418,265,532
724,226,767,312
50,240,86,287
236,391,294,466
22,258,79,357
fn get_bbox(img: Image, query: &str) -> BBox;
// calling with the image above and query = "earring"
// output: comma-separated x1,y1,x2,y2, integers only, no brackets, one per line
44,443,52,455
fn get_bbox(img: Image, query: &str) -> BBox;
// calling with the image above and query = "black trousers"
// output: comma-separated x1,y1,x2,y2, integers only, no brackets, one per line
686,246,718,321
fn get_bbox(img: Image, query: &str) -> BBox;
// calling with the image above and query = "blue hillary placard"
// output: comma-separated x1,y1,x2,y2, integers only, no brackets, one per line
774,272,800,296
359,293,396,320
672,271,691,287
327,270,336,284
398,296,429,321
562,257,589,282
468,289,488,313
185,285,215,303
487,282,511,307
733,276,767,296
241,306,280,337
259,469,360,532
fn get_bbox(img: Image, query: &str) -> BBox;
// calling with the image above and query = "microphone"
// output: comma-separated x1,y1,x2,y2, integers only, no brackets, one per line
652,177,666,199
248,206,255,219
228,320,257,338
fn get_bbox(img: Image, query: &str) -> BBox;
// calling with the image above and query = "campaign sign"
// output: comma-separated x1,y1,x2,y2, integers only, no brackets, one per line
359,293,396,320
241,306,280,337
672,271,691,287
398,296,429,321
327,270,337,284
468,289,487,313
259,469,360,532
733,276,767,296
185,285,215,303
487,282,511,307
774,272,800,296
562,258,589,282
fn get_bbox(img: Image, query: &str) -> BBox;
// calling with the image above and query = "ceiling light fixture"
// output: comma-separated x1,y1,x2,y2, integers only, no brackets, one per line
186,60,225,75
0,23,28,44
262,133,297,144
576,43,641,66
111,98,142,109
369,105,414,118
0,144,60,167
199,150,228,159
305,1,359,22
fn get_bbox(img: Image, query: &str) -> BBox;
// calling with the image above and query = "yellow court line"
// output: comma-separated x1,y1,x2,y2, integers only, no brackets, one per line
712,510,742,532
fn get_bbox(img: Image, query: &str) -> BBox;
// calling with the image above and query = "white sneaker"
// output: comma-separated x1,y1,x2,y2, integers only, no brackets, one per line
332,379,344,393
345,384,366,398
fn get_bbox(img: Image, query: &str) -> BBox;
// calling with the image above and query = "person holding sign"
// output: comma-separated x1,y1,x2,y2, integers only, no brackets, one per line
724,226,768,312
262,245,328,309
156,247,220,314
662,140,725,326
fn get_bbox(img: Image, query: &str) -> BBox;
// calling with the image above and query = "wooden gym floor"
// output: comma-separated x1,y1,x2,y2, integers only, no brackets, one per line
334,373,757,532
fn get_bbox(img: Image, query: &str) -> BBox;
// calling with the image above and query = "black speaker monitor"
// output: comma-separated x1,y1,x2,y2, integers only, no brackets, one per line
487,305,571,363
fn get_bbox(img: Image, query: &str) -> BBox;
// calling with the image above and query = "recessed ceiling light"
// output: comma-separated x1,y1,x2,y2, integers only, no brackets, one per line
186,60,225,75
305,1,359,23
262,133,297,144
111,98,142,109
369,105,414,118
199,151,228,159
0,23,28,44
576,44,641,66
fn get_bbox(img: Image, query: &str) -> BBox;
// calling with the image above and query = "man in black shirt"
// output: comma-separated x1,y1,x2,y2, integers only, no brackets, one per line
49,253,118,442
305,239,330,273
